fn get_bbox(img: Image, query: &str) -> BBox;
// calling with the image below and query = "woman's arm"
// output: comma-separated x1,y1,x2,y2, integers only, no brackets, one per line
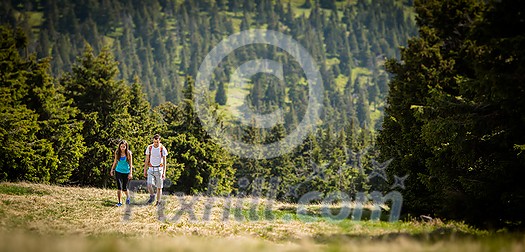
110,152,117,176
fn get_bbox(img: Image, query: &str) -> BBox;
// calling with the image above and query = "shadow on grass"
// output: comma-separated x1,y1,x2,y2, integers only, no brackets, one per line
101,200,115,207
101,198,155,207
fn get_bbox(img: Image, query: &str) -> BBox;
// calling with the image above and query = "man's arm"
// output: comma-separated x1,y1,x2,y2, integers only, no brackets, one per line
162,156,167,179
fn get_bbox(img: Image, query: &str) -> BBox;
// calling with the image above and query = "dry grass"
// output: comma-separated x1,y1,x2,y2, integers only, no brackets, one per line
1,182,524,252
0,182,335,239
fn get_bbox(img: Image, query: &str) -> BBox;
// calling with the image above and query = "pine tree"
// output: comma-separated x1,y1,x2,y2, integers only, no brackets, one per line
264,123,296,198
240,13,250,31
158,77,235,194
355,78,371,129
0,26,85,183
320,0,337,10
301,0,312,9
128,75,158,180
377,0,525,227
215,81,227,105
62,45,133,187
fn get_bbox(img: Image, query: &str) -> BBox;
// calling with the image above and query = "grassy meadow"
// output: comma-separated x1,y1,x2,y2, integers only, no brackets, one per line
0,182,523,251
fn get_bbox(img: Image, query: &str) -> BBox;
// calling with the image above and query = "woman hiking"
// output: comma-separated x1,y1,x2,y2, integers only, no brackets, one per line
110,140,133,207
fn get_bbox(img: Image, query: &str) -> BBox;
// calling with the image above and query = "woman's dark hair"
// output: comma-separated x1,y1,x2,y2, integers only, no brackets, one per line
115,140,132,165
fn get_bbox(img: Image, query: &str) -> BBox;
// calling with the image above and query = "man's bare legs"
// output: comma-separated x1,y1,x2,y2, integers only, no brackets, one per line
155,187,162,206
147,184,155,204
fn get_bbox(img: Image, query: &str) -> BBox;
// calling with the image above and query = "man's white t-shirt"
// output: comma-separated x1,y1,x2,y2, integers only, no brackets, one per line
145,144,168,167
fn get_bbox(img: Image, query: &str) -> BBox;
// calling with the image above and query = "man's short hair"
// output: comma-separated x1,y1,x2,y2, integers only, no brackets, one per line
153,134,161,140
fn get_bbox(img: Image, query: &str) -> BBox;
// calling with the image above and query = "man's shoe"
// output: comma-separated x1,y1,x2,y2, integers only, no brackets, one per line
125,197,130,205
147,195,155,204
116,202,122,207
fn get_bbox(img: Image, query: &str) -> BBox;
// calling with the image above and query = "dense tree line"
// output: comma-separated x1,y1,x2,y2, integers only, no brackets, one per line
378,0,525,228
0,27,237,192
0,26,84,184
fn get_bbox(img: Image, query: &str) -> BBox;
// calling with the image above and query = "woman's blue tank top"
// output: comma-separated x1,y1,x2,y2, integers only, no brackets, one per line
115,156,130,173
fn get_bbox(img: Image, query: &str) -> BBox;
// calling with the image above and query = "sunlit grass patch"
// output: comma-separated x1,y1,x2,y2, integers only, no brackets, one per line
351,67,371,85
27,11,44,27
335,74,349,93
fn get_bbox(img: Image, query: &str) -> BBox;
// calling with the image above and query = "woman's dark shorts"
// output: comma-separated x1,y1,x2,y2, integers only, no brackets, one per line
115,171,129,191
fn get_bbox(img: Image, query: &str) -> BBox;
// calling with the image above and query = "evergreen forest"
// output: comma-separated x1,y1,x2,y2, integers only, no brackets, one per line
1,0,524,229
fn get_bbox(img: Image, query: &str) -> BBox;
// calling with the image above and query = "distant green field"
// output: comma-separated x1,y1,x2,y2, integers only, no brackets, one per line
218,65,382,128
0,182,523,252
220,81,252,120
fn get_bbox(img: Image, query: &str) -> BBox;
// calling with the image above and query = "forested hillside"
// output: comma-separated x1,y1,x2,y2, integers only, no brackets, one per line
3,0,523,229
1,0,416,128
1,0,417,195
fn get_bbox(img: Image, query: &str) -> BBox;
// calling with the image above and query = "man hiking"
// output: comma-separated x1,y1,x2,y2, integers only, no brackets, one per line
144,134,168,206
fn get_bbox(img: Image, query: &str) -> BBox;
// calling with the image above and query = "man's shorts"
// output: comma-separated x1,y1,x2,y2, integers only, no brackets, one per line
147,167,164,188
